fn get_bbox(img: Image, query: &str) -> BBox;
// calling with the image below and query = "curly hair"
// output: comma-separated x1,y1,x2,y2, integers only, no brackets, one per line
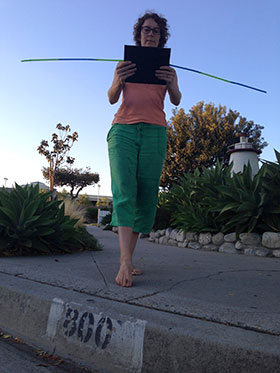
133,11,170,48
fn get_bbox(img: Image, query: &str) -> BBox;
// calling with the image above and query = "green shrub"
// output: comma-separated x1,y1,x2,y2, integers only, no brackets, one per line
210,164,266,233
101,213,112,226
77,193,92,207
153,191,172,230
260,149,280,231
169,161,231,232
168,156,280,234
85,206,98,222
0,184,100,256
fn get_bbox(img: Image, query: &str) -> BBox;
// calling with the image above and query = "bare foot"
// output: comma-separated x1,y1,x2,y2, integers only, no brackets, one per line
116,261,133,287
132,268,142,276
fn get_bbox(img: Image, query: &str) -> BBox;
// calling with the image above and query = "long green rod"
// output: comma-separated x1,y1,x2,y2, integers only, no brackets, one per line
21,58,267,93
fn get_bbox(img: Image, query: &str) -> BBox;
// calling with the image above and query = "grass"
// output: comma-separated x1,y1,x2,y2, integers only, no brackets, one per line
59,197,86,228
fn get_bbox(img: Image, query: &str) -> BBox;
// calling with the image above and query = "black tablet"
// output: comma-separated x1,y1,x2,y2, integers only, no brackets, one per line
124,45,171,85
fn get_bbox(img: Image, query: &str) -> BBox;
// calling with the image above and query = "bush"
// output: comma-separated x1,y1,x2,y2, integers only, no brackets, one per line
0,184,100,256
101,213,112,226
77,193,92,207
168,161,231,233
96,197,110,209
153,191,172,230
260,149,280,231
168,155,280,234
86,206,98,222
209,164,266,233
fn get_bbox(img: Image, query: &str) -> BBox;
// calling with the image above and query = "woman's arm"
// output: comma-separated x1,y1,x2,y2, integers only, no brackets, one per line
155,66,181,106
108,61,137,104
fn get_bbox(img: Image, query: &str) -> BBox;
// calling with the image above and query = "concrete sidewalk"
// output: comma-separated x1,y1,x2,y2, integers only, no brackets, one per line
0,226,279,372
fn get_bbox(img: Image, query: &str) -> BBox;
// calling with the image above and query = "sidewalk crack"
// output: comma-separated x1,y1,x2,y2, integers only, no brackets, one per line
128,269,280,301
91,253,108,287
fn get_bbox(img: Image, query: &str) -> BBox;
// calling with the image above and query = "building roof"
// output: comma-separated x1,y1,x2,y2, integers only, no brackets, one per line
24,181,50,190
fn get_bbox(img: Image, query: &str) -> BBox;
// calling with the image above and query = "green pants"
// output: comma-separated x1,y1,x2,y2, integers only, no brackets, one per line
107,123,167,233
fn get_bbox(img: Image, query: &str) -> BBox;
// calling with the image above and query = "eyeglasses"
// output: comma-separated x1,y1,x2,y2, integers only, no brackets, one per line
141,26,160,35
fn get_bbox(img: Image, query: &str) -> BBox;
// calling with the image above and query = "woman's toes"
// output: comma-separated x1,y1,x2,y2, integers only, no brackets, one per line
132,268,142,276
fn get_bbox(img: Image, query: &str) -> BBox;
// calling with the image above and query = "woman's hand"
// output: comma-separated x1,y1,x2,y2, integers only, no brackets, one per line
108,61,136,104
115,61,137,86
155,66,181,106
155,66,176,87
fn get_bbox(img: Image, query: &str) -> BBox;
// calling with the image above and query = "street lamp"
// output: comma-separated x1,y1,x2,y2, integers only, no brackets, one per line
4,177,8,187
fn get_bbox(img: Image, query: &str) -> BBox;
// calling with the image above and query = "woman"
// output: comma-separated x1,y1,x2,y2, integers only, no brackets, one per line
107,12,181,287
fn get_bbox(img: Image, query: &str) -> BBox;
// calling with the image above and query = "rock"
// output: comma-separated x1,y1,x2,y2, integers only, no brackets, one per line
185,232,198,242
199,233,212,245
219,242,237,254
176,230,185,242
165,228,173,238
170,229,178,241
202,244,218,252
168,239,177,246
178,242,188,248
239,233,261,245
244,248,257,256
262,232,280,249
147,228,280,260
272,250,280,258
212,233,224,246
154,230,161,238
188,242,201,250
256,248,270,257
224,233,237,242
138,232,149,239
235,240,243,250
159,236,168,245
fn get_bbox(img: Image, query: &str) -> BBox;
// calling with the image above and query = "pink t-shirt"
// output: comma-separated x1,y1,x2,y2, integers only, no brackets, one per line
112,82,167,127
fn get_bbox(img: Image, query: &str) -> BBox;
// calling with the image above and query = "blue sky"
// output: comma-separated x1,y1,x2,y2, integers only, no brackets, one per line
0,0,279,196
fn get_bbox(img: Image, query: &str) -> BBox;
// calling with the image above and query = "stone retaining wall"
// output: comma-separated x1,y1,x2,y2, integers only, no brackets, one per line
148,229,280,258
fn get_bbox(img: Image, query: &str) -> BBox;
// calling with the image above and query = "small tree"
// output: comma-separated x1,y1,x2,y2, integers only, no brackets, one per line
57,188,69,199
77,193,92,207
96,196,110,209
42,167,99,199
38,123,78,191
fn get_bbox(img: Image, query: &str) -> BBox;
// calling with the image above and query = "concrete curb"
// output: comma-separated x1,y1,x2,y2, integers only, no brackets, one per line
0,273,280,373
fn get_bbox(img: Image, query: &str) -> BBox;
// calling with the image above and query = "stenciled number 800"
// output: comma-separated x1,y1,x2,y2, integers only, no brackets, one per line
63,306,113,349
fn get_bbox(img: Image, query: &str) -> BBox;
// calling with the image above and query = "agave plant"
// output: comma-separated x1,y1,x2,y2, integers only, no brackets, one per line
168,158,279,234
260,149,280,231
0,183,99,255
211,164,266,233
169,161,231,232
